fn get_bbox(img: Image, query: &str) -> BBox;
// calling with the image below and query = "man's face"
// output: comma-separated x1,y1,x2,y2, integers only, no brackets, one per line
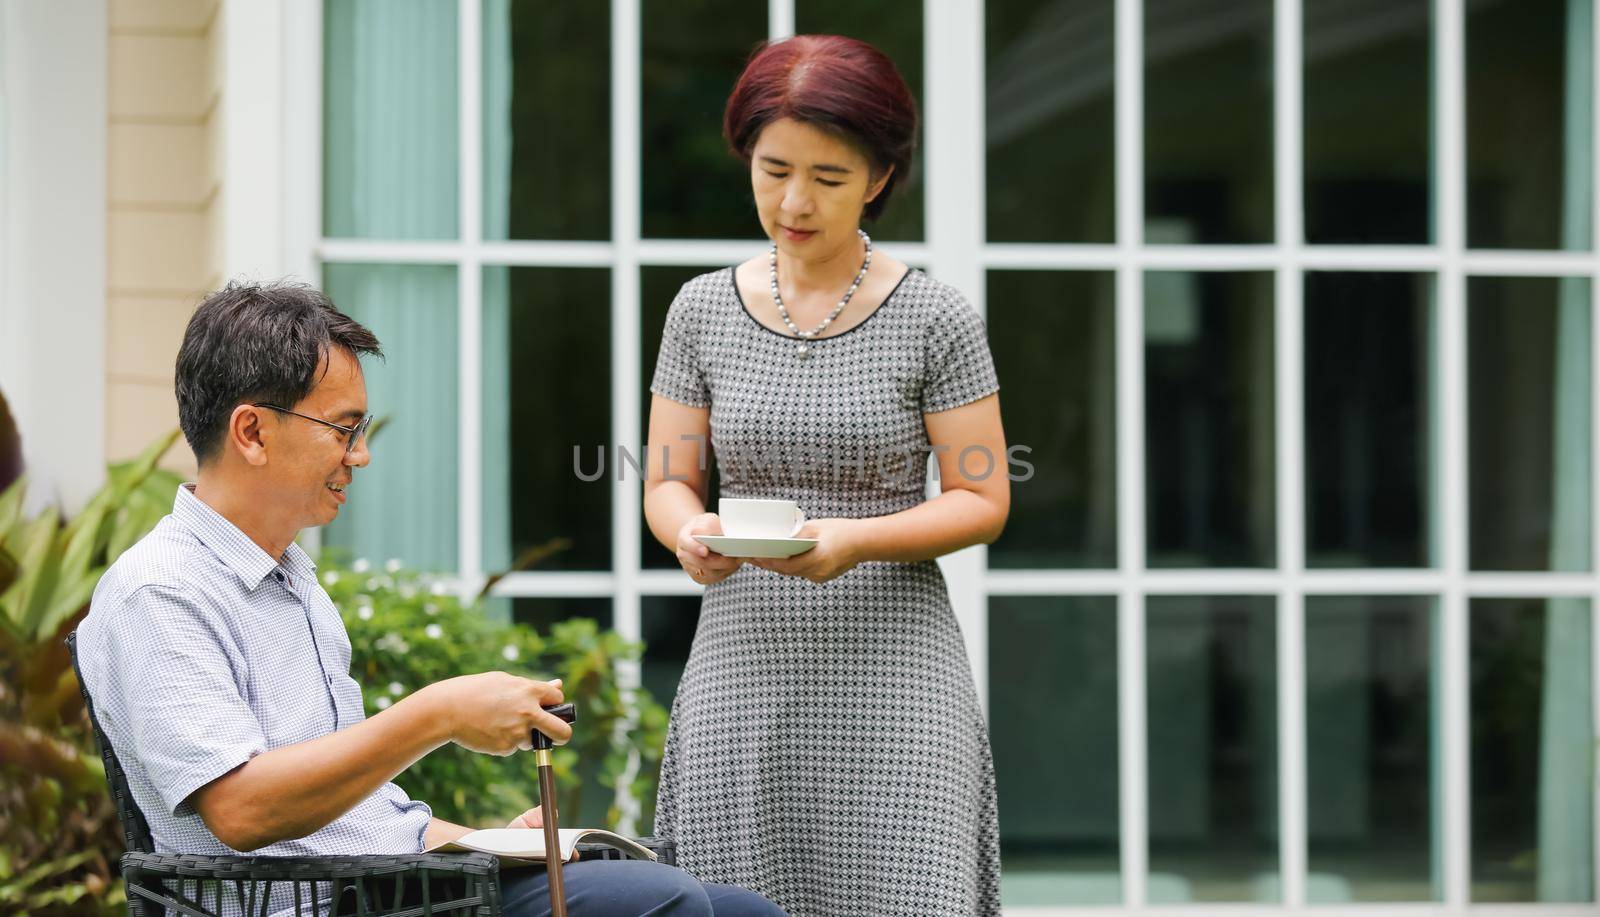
264,346,370,530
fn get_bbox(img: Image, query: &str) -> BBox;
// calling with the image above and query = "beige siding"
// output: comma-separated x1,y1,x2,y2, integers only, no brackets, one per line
106,0,220,474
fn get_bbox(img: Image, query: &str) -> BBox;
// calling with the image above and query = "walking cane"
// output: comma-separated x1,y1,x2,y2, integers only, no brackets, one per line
534,702,577,917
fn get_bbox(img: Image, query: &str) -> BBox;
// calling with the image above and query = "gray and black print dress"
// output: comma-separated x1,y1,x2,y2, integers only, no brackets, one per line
650,267,1003,916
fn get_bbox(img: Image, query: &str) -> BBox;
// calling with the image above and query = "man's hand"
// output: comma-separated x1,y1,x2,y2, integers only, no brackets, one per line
505,805,580,859
506,806,547,829
422,672,571,755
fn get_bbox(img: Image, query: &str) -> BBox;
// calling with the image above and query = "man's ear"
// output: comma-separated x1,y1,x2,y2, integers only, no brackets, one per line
228,404,271,467
865,164,896,203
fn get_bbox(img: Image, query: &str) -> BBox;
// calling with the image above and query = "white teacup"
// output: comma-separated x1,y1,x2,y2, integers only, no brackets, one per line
718,498,806,538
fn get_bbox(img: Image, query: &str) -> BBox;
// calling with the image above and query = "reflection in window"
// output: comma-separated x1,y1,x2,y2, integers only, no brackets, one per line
1144,0,1274,244
1470,598,1594,902
987,271,1116,569
1467,0,1593,250
986,0,1115,243
1145,272,1276,568
1147,596,1278,902
322,263,458,572
641,595,701,713
1306,596,1438,902
641,266,723,570
990,597,1120,906
1303,0,1431,243
323,0,458,240
641,0,766,239
483,0,610,240
1305,273,1433,568
1468,276,1592,571
482,267,612,573
795,0,924,241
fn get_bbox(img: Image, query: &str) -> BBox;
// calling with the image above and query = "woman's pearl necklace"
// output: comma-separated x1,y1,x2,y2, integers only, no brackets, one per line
769,228,872,359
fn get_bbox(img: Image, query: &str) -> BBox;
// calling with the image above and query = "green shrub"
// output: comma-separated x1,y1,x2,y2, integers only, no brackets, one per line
323,560,668,832
0,431,185,916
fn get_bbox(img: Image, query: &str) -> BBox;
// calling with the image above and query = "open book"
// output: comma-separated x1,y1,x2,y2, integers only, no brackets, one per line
426,828,657,864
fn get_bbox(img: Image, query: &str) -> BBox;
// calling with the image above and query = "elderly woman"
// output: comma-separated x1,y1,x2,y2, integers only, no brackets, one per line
643,35,1009,917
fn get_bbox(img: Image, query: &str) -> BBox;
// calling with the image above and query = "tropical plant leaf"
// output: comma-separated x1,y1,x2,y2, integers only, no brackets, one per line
1,511,59,635
0,474,25,547
106,429,181,498
36,567,103,644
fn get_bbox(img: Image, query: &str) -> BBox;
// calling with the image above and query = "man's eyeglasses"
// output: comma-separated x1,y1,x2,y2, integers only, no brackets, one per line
253,403,373,455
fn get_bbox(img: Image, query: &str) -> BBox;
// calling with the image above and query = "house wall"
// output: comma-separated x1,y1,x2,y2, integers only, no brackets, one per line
105,0,222,475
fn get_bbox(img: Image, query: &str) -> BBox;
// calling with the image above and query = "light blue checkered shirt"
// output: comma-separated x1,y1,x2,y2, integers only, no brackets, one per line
76,485,433,875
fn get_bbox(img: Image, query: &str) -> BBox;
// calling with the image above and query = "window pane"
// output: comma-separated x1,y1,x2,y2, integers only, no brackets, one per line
1305,273,1434,567
641,266,723,570
795,0,924,242
1468,276,1592,571
510,597,613,633
641,0,766,239
324,0,458,240
990,596,1120,907
1147,596,1278,902
482,267,612,572
482,0,609,240
987,271,1116,568
1303,0,1431,243
1470,597,1594,902
1145,272,1276,567
642,595,701,711
986,0,1115,243
510,595,615,829
322,263,458,571
1467,0,1594,250
1144,0,1273,244
1306,596,1438,902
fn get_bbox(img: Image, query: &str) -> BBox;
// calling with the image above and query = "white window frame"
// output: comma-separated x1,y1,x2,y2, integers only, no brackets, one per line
273,0,1600,913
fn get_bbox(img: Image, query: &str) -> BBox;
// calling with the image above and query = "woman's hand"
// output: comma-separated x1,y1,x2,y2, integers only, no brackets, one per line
749,518,864,583
677,513,743,585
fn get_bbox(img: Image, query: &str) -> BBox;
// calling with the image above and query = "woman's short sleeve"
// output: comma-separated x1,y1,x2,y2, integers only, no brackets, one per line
650,284,712,408
922,288,1000,413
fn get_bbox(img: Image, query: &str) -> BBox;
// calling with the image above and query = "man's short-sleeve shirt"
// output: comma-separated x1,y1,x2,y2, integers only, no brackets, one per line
76,484,432,861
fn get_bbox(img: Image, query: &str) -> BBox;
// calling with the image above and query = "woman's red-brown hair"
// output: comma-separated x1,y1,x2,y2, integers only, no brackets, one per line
723,35,918,222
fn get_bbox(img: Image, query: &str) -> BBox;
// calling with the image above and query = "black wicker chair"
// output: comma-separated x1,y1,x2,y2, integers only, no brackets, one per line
66,631,674,916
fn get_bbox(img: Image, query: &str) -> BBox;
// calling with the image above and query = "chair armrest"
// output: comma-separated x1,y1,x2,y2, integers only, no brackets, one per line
573,835,677,867
120,851,501,917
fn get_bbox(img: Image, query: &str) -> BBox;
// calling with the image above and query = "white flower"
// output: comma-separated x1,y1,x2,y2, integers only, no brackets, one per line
423,603,439,616
357,605,373,621
430,581,449,596
352,558,371,574
385,558,403,573
399,584,418,599
375,696,392,710
375,632,410,654
322,571,340,586
388,681,404,696
501,644,519,661
366,578,382,592
424,623,443,640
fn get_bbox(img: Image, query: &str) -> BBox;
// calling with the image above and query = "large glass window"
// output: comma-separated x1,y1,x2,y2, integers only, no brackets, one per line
1470,598,1594,902
314,2,1600,910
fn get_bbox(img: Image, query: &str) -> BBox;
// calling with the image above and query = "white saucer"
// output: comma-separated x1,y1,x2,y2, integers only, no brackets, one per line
693,534,818,558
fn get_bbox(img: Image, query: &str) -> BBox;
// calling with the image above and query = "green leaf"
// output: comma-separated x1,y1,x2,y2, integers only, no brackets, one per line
1,510,59,633
36,565,104,641
0,474,26,545
56,493,110,591
107,428,182,496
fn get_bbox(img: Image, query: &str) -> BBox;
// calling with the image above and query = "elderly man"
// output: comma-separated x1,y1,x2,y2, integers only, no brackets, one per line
75,281,783,917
